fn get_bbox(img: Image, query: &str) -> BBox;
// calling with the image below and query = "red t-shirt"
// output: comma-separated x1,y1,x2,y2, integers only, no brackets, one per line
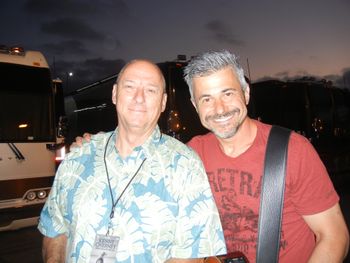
187,120,339,263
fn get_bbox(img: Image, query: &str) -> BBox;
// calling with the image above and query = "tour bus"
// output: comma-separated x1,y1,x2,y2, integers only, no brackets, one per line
0,45,66,231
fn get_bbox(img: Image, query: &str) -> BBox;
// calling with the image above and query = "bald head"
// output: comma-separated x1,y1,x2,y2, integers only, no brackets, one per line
116,59,166,93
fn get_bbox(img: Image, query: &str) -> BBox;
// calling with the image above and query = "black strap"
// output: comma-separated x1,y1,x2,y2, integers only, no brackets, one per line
256,126,292,263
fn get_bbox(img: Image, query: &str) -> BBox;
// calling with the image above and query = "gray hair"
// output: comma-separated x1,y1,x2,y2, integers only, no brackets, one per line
183,50,248,99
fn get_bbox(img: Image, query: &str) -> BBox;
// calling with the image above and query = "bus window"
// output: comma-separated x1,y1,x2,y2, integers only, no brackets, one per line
0,64,53,142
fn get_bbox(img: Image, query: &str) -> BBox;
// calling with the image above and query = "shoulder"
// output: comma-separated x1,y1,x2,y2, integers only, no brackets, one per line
257,121,311,149
56,132,113,179
255,119,272,139
187,132,215,149
254,122,319,164
157,134,203,162
160,133,196,154
287,130,316,154
259,123,317,158
65,132,113,160
285,131,326,179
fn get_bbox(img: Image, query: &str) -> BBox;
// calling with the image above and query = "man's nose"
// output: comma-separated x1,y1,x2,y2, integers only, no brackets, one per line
134,87,145,103
213,98,226,114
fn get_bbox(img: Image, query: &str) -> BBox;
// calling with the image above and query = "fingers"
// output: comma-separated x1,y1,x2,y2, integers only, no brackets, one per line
83,133,92,141
76,136,84,145
69,136,83,151
69,132,96,151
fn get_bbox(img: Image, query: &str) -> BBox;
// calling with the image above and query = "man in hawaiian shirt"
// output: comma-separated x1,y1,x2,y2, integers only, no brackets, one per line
38,59,226,263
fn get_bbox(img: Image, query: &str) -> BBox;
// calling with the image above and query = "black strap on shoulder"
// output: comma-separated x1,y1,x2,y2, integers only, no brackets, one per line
256,126,292,263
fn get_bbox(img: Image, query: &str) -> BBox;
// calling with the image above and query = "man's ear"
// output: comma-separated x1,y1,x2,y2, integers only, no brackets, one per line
112,84,117,105
161,93,167,112
244,85,250,105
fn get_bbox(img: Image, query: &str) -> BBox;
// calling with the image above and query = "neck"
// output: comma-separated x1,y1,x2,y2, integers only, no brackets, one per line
116,126,154,158
217,118,257,158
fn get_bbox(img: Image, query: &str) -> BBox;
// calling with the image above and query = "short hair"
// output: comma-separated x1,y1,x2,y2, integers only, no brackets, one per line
183,50,248,99
116,59,166,92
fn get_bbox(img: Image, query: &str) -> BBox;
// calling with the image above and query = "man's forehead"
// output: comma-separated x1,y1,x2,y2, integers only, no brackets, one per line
124,60,158,73
122,63,160,80
121,78,160,88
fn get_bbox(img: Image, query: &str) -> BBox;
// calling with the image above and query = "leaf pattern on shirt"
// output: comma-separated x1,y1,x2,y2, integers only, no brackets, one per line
38,128,227,263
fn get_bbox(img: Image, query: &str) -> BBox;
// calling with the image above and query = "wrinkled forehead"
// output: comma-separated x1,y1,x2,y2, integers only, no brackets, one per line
118,60,165,91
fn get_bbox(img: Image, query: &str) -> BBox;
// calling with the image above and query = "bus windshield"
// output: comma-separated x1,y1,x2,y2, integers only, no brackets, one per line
0,63,54,142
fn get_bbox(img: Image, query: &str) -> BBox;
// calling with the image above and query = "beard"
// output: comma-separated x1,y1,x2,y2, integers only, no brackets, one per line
205,109,244,139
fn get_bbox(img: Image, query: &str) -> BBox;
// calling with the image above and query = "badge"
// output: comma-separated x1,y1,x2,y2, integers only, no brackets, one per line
89,234,120,263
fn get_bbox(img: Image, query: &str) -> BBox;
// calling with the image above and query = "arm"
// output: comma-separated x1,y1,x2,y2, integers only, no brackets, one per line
42,234,67,263
303,203,349,263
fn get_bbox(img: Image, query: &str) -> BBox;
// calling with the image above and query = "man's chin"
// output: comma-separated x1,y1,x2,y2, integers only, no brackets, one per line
211,127,237,139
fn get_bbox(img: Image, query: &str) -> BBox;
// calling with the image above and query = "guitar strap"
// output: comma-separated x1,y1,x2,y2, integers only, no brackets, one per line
256,126,292,263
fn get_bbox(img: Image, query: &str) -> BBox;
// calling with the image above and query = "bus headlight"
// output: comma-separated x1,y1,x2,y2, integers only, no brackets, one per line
37,190,47,199
26,191,36,201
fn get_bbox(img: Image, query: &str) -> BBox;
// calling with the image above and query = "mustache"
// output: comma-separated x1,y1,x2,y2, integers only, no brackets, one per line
205,109,240,122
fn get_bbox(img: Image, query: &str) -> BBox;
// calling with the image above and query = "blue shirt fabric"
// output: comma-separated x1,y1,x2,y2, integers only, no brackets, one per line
38,126,226,263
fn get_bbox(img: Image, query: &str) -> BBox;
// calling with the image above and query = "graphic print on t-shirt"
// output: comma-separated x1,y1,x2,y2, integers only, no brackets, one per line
207,167,286,255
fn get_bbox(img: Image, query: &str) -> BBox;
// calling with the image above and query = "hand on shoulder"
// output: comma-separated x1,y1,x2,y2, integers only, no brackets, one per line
69,132,104,151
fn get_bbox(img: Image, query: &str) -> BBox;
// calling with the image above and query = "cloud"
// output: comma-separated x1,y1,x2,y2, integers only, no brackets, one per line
319,68,350,90
255,75,277,82
274,70,290,79
340,68,350,90
81,58,125,79
256,67,350,90
344,75,350,90
24,0,96,16
342,67,350,77
42,40,89,56
295,69,309,76
24,0,129,18
41,18,104,40
206,19,244,46
323,74,341,87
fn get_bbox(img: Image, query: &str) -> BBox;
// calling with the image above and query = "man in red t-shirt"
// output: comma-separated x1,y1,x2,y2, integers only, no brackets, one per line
183,50,349,262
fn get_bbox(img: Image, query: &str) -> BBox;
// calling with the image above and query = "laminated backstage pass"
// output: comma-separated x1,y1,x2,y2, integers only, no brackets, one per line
89,234,120,263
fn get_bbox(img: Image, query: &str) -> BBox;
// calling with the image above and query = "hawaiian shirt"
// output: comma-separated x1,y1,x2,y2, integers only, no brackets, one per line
38,126,226,263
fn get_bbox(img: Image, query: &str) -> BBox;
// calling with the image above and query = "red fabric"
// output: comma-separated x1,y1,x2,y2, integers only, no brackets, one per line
188,120,339,263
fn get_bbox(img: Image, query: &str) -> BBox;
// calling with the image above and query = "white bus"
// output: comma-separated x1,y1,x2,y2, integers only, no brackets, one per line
0,45,66,231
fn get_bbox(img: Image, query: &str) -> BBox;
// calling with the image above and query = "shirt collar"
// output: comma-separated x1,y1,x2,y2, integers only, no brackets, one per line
110,125,163,160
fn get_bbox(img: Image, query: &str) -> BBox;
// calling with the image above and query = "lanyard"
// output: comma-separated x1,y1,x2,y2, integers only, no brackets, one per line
103,132,146,235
